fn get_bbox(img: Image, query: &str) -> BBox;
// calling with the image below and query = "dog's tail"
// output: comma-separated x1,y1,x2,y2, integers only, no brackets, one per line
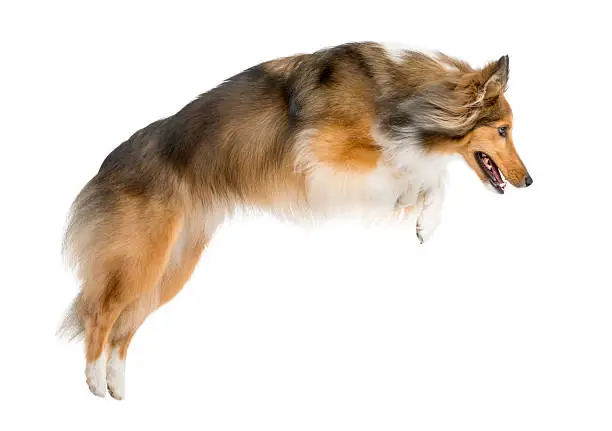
57,177,104,341
57,291,85,341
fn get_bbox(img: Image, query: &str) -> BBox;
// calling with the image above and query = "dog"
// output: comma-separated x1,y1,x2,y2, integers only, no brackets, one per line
60,42,532,399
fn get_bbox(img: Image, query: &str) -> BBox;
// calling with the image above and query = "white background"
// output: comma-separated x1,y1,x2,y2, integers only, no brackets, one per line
1,1,611,430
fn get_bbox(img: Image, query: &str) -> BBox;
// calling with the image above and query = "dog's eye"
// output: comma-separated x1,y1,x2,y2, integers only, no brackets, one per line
498,126,508,137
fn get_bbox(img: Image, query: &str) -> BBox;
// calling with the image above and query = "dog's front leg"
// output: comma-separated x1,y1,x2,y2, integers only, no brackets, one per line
415,181,445,244
395,184,420,220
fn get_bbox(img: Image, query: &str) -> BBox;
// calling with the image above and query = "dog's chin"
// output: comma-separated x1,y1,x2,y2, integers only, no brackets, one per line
483,180,505,194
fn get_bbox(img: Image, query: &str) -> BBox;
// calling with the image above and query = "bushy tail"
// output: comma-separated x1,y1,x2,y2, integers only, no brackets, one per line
57,178,102,341
57,292,85,341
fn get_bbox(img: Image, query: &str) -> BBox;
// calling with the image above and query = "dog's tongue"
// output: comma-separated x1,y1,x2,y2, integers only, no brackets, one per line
491,165,503,184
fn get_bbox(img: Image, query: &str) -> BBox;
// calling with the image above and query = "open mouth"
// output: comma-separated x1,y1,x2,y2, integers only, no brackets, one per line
476,152,506,194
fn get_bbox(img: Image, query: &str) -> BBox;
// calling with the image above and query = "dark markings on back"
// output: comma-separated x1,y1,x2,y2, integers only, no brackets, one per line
322,43,375,81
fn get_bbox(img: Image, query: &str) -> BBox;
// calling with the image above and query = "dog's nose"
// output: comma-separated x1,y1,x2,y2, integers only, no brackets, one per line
524,174,533,187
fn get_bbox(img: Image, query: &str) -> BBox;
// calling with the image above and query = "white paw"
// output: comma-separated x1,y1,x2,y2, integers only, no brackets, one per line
416,222,437,244
85,355,107,397
416,208,441,244
107,347,126,400
416,226,424,244
414,182,444,244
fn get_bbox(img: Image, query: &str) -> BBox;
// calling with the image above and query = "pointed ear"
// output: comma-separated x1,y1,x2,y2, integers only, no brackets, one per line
482,55,509,98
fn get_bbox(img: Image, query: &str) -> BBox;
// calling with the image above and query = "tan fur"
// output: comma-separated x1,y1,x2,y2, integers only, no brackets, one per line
461,117,528,187
82,204,183,363
263,54,309,78
108,239,206,360
311,120,381,171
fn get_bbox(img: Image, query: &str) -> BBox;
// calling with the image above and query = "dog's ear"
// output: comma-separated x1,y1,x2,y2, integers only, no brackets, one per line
481,55,509,99
459,55,509,107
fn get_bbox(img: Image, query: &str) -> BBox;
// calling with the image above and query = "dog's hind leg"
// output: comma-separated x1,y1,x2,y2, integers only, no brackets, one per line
105,292,158,400
81,210,182,397
106,228,210,399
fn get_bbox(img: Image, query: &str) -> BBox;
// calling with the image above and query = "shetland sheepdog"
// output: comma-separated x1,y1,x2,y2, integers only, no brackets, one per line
60,42,532,399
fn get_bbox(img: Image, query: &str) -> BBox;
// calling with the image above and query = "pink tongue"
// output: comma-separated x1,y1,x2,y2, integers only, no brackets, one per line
491,165,503,184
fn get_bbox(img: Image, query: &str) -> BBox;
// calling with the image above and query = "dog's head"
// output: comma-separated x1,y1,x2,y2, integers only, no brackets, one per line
415,55,532,193
457,56,531,193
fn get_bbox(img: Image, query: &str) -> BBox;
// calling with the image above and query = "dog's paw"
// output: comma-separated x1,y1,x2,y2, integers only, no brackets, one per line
416,227,424,244
107,348,125,400
416,223,435,244
85,356,107,397
107,383,124,400
414,182,444,244
416,213,440,244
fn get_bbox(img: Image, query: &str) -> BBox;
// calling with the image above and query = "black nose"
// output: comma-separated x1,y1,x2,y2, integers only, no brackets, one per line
524,174,533,187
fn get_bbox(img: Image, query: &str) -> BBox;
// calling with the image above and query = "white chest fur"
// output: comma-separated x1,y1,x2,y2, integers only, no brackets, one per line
297,128,453,217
